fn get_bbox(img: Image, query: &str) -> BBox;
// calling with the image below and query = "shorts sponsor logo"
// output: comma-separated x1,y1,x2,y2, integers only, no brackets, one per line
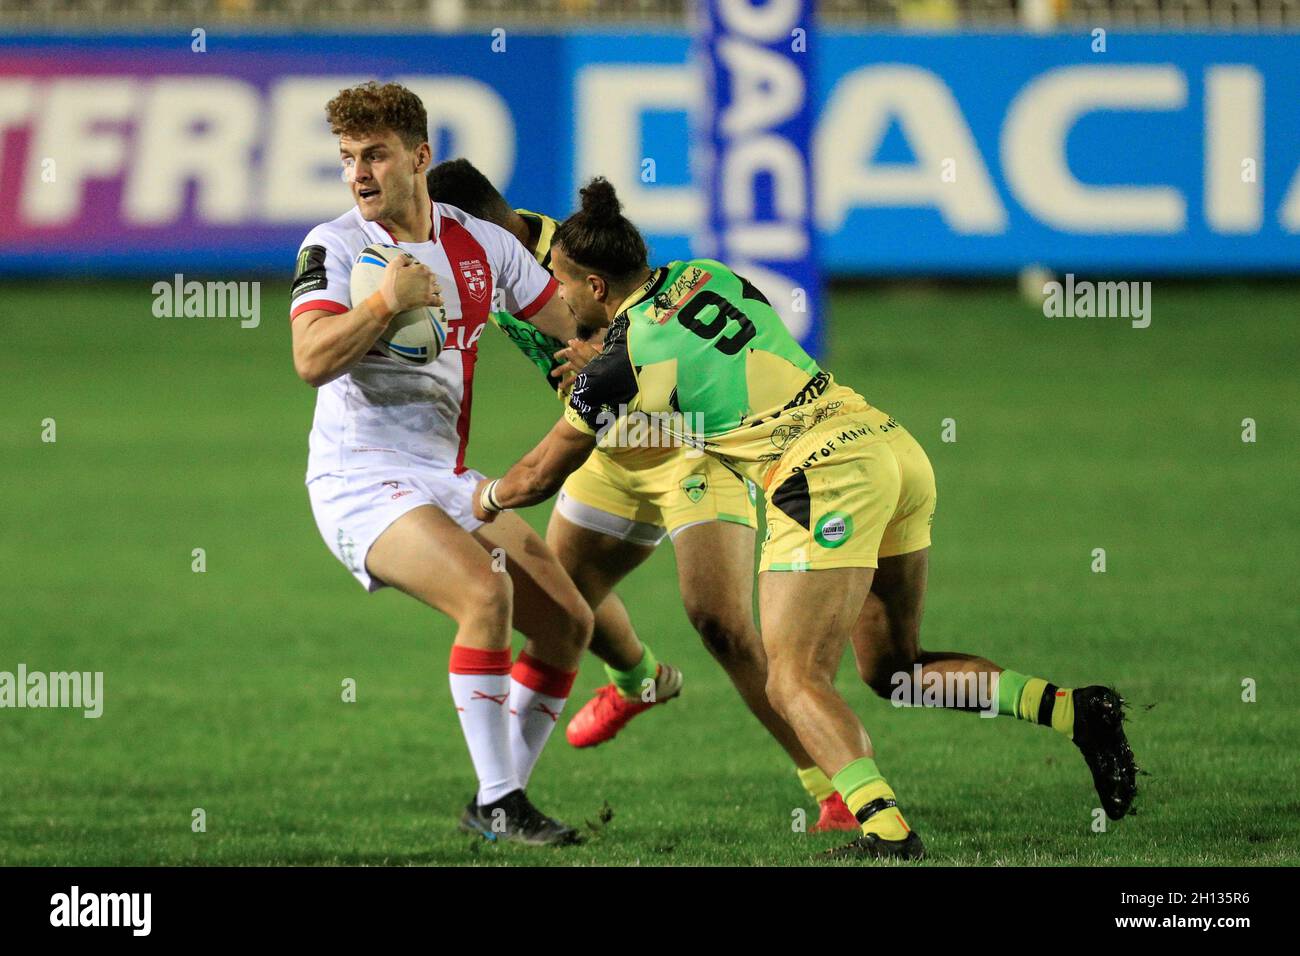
838,424,875,443
381,480,413,500
814,511,853,548
337,530,359,572
680,474,708,503
768,400,846,463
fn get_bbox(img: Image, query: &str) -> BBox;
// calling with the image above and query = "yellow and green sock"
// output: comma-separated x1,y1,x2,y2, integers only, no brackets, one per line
997,669,1075,738
832,757,911,841
605,644,659,700
797,765,836,804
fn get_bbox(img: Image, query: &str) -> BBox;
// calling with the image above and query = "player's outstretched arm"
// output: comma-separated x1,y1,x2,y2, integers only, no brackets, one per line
524,290,578,346
474,419,596,521
291,257,441,387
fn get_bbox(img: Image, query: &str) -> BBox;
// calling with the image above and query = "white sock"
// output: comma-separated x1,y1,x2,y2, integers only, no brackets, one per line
509,652,577,787
448,646,519,806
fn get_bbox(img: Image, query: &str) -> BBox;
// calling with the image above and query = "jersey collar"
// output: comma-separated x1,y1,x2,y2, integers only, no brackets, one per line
613,266,668,320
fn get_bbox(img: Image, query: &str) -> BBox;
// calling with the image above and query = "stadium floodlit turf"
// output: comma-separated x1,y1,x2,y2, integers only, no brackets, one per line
2,280,1297,866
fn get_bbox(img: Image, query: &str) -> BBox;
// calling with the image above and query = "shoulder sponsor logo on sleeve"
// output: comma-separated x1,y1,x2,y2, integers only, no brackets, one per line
813,511,853,548
291,244,328,299
459,258,488,302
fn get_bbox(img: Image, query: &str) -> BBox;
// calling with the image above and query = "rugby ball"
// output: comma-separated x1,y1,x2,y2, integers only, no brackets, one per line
349,243,449,365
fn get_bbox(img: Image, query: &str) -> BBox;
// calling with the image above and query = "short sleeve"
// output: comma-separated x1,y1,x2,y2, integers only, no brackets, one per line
290,225,352,320
467,216,558,320
565,317,639,435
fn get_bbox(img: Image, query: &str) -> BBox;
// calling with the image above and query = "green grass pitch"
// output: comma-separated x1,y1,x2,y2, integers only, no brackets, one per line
1,279,1297,866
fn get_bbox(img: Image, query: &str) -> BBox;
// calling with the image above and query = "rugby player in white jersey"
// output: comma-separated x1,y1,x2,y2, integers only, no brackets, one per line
289,82,593,845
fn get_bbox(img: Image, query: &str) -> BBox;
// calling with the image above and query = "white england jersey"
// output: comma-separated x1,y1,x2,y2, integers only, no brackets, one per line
290,201,558,479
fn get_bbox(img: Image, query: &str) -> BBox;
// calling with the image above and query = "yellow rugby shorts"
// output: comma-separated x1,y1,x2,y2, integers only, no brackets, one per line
559,445,758,543
760,406,935,572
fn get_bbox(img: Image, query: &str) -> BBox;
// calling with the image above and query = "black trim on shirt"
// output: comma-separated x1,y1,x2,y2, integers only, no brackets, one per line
567,315,639,433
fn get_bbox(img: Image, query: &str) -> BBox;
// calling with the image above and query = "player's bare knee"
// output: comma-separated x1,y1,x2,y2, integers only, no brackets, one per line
566,566,609,606
531,593,594,659
686,606,756,666
858,648,918,699
858,593,890,636
764,669,792,718
764,660,815,719
556,596,595,655
458,568,513,631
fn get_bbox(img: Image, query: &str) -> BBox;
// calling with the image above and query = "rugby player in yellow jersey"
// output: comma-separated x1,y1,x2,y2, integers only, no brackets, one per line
426,159,857,832
472,178,1139,859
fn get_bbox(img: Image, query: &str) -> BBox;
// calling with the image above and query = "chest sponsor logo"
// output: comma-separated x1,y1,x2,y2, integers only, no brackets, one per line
444,322,487,351
459,258,488,303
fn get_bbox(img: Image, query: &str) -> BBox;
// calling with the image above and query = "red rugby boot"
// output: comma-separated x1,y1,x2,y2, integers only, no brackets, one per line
565,664,683,748
811,791,859,833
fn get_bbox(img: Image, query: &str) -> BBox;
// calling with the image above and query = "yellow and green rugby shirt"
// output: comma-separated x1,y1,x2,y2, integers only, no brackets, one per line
563,259,864,489
489,209,567,390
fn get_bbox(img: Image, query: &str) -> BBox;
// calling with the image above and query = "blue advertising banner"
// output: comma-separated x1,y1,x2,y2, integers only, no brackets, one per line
1,31,1297,283
813,33,1300,274
693,0,823,355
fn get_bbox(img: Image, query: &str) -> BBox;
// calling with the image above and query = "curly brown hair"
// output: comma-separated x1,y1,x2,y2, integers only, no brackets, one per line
325,81,428,149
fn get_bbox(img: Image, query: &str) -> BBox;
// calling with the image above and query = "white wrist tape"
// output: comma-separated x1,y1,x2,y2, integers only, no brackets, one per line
480,479,505,514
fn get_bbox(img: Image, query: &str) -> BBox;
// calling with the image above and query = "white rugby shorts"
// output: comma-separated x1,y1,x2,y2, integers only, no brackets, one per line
307,465,486,592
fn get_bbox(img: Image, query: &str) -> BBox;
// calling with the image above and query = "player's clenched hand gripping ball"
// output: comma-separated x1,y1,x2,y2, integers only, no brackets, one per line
350,243,449,365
